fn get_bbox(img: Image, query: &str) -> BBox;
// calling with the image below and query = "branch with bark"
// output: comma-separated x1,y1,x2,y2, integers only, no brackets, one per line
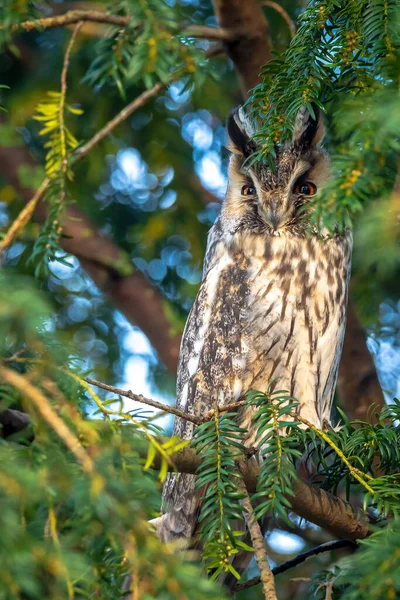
9,8,237,42
80,377,372,544
142,439,372,543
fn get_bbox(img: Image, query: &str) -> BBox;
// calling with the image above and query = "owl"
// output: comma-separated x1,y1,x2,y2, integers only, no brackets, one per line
159,104,352,574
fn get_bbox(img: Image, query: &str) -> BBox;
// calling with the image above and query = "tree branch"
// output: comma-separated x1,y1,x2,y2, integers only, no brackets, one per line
145,444,372,542
84,377,201,424
9,9,236,42
0,178,49,258
235,539,355,592
11,10,130,31
0,362,373,544
74,81,166,160
85,377,247,424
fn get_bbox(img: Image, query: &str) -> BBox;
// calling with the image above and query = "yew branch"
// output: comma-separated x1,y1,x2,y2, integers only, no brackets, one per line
9,9,235,41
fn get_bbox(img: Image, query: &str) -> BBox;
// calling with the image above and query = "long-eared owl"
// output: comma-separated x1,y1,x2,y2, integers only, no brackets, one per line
160,105,352,559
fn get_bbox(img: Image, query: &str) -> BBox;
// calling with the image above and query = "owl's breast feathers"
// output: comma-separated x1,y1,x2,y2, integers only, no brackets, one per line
175,220,353,441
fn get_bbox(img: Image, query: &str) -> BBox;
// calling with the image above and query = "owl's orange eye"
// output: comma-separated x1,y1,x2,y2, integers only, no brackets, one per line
241,184,256,196
294,181,317,196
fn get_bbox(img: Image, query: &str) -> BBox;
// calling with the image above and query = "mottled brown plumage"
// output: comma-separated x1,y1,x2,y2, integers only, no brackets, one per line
159,105,352,576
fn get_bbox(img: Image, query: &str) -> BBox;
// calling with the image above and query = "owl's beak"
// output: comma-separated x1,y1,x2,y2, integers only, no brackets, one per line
268,212,281,231
260,205,285,231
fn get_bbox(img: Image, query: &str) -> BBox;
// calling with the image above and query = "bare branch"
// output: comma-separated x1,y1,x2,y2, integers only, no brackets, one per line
85,377,250,424
84,377,201,425
238,477,278,599
235,539,355,592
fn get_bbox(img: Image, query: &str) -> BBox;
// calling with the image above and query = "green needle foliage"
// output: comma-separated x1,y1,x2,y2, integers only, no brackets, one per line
338,519,400,599
84,0,208,95
192,410,252,580
247,0,400,232
246,388,302,527
0,272,226,600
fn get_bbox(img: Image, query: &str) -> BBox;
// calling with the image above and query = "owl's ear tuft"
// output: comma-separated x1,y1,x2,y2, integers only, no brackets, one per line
226,107,257,157
292,103,325,150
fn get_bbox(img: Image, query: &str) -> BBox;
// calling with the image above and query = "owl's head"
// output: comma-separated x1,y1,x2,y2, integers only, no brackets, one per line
223,105,329,237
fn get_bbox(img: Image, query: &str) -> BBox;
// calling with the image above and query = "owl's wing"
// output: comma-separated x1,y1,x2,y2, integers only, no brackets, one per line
160,239,251,545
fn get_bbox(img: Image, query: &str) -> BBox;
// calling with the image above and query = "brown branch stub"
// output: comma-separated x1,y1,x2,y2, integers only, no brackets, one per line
182,24,238,41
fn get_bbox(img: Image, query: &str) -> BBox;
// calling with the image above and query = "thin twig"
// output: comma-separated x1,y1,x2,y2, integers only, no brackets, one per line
85,377,248,425
261,1,296,38
74,80,166,159
238,478,277,600
0,366,95,475
60,22,83,173
235,539,356,592
84,376,201,425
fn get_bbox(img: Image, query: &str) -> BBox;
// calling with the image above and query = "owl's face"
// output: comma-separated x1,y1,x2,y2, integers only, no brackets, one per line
223,106,330,237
